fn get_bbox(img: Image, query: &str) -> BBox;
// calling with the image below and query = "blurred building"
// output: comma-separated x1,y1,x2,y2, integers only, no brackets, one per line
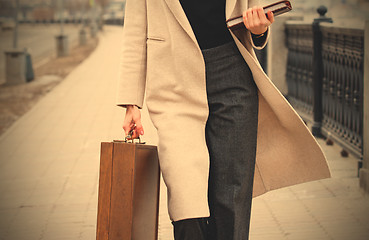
0,0,110,21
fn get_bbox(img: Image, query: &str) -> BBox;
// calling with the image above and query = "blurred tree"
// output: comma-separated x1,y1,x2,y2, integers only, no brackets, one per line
0,0,121,17
96,0,109,8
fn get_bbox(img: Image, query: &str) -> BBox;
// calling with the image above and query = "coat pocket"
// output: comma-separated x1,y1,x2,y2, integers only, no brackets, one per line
147,36,165,42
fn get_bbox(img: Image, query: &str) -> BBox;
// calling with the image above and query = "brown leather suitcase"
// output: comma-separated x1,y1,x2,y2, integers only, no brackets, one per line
96,141,160,240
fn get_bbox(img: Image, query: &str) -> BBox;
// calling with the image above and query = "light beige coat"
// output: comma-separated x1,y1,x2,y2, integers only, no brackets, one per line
117,0,331,222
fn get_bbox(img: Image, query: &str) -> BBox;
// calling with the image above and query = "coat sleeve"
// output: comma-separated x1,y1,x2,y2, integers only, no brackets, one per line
116,0,147,109
247,0,270,50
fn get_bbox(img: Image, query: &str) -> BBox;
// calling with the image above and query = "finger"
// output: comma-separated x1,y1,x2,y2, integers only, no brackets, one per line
132,110,144,135
247,8,254,28
131,129,139,139
123,122,131,135
123,116,134,133
123,127,130,136
252,6,261,26
257,7,269,24
267,10,274,23
242,10,249,29
134,118,144,135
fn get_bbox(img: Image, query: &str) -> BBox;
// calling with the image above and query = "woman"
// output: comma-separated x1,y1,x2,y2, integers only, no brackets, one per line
117,0,331,239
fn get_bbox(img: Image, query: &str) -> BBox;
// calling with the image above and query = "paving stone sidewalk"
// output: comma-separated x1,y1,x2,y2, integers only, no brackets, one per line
0,26,368,240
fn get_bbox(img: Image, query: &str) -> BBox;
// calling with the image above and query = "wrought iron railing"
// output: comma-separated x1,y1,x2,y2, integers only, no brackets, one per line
321,25,364,157
285,19,364,158
285,22,314,122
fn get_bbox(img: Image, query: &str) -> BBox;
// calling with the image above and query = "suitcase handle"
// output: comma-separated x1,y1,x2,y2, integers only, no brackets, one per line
124,129,146,144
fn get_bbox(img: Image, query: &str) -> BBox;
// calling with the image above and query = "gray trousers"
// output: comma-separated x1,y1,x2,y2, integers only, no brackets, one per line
203,41,259,240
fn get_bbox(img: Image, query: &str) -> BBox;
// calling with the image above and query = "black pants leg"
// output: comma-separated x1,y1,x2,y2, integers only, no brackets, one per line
172,41,258,240
172,217,209,240
203,41,259,240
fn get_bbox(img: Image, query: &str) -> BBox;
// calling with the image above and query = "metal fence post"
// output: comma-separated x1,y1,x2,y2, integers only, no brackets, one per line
360,20,369,194
311,6,332,137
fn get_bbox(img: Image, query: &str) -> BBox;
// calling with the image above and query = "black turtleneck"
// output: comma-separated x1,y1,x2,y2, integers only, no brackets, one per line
179,0,234,50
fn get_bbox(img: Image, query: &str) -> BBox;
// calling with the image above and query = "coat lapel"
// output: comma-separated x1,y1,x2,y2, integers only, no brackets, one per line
226,0,238,20
226,0,250,20
163,0,197,43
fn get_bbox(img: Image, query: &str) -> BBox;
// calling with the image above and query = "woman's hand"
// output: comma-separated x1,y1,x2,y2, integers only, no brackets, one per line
242,6,274,35
123,105,144,139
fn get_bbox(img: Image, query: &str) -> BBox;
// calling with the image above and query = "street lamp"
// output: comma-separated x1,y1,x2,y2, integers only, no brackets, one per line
13,0,19,49
55,0,69,57
89,0,99,38
79,0,88,46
